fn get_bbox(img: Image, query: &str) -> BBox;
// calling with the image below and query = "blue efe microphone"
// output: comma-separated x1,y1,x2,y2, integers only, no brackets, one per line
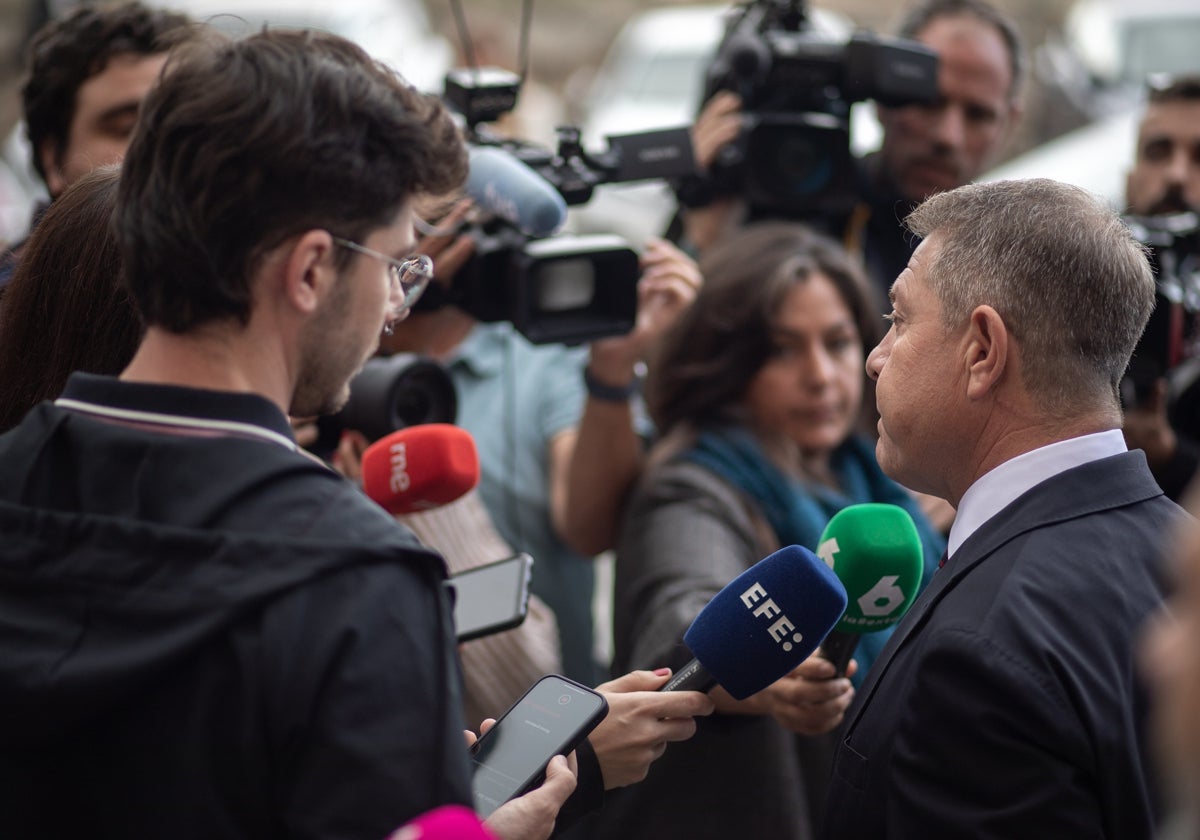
465,146,568,238
660,545,848,700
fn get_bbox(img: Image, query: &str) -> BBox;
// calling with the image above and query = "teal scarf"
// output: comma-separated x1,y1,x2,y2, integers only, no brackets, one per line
681,426,945,685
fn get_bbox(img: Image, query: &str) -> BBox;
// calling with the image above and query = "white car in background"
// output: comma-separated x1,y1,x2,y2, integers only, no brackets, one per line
567,3,877,246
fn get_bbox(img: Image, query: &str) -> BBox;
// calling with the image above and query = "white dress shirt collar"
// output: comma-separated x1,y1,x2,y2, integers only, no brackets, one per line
947,429,1128,559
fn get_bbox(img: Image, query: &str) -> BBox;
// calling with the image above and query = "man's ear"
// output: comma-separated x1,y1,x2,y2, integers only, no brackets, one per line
38,139,65,198
281,229,337,316
964,305,1009,400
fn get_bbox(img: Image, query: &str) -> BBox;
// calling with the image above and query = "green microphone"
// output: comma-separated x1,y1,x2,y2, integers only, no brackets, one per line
815,503,925,675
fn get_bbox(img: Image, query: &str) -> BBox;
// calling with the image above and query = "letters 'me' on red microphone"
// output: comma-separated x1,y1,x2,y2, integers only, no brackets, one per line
361,424,480,515
660,545,848,700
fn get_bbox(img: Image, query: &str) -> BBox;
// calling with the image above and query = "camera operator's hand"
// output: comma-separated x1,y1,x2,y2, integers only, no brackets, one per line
692,90,742,172
559,239,702,556
1123,378,1179,468
587,237,703,382
289,416,320,451
331,429,369,484
682,92,746,254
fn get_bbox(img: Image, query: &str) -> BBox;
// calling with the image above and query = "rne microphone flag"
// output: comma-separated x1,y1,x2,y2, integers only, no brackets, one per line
361,424,480,515
661,544,847,700
816,502,925,674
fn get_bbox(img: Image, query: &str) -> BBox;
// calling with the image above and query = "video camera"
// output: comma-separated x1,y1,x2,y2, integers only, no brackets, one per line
695,0,939,219
312,354,458,459
430,67,698,346
1121,211,1200,406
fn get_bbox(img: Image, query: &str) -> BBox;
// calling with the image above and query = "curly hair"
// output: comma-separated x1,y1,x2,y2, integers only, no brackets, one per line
21,2,193,188
114,28,468,333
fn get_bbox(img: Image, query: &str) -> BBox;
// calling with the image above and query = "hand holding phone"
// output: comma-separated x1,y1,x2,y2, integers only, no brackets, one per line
470,674,608,818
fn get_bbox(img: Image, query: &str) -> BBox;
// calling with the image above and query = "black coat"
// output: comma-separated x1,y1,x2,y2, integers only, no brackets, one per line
821,451,1184,839
0,375,473,840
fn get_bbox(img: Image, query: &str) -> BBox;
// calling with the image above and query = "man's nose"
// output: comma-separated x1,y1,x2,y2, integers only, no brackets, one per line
802,347,836,388
930,105,966,152
1165,146,1191,187
865,337,888,382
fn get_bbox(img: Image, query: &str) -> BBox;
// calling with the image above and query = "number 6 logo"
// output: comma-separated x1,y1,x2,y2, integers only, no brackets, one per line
857,575,906,617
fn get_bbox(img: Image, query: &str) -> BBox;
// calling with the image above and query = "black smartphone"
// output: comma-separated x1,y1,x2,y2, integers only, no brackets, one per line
447,553,534,643
470,674,608,818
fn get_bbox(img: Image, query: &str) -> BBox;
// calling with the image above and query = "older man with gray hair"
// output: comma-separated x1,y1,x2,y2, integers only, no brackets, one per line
821,178,1189,839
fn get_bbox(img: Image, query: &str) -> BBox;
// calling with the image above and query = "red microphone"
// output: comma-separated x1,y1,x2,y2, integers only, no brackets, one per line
361,424,480,514
386,805,495,840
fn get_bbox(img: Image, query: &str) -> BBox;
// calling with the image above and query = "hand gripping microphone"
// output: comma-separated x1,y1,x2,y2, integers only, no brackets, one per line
361,424,480,515
660,545,848,700
815,503,925,675
466,146,568,238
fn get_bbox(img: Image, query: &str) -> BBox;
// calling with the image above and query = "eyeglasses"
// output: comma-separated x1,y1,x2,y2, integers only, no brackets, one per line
331,236,434,325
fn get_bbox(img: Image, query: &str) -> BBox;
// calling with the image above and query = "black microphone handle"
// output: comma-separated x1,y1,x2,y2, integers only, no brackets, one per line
820,630,860,677
658,658,718,693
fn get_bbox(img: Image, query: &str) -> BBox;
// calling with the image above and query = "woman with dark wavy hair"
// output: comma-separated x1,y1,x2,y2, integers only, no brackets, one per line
596,221,945,840
0,165,140,432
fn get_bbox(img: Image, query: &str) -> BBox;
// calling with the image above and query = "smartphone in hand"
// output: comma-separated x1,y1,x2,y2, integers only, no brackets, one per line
447,553,533,643
470,674,608,817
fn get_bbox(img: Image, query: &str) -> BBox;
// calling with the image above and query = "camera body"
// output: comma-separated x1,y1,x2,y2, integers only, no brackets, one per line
313,354,458,458
439,71,697,346
701,0,939,219
1121,211,1200,405
451,220,641,346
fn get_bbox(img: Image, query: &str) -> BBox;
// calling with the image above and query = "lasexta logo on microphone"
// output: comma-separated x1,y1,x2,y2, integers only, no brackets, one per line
819,536,907,620
817,504,924,633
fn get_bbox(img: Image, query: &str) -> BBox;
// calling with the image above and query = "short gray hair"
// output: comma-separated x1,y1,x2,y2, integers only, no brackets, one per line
906,179,1154,410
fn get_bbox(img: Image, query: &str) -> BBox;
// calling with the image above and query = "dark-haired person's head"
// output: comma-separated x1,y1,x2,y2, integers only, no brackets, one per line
22,1,193,198
113,28,467,417
1126,74,1200,216
647,221,879,457
878,0,1025,204
0,165,136,432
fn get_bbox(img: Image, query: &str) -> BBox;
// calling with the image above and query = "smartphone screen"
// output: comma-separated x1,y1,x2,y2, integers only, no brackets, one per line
470,674,608,817
448,553,533,643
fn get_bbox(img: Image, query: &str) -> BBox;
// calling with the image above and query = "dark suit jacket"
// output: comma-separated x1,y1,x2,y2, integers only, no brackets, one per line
820,451,1185,840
